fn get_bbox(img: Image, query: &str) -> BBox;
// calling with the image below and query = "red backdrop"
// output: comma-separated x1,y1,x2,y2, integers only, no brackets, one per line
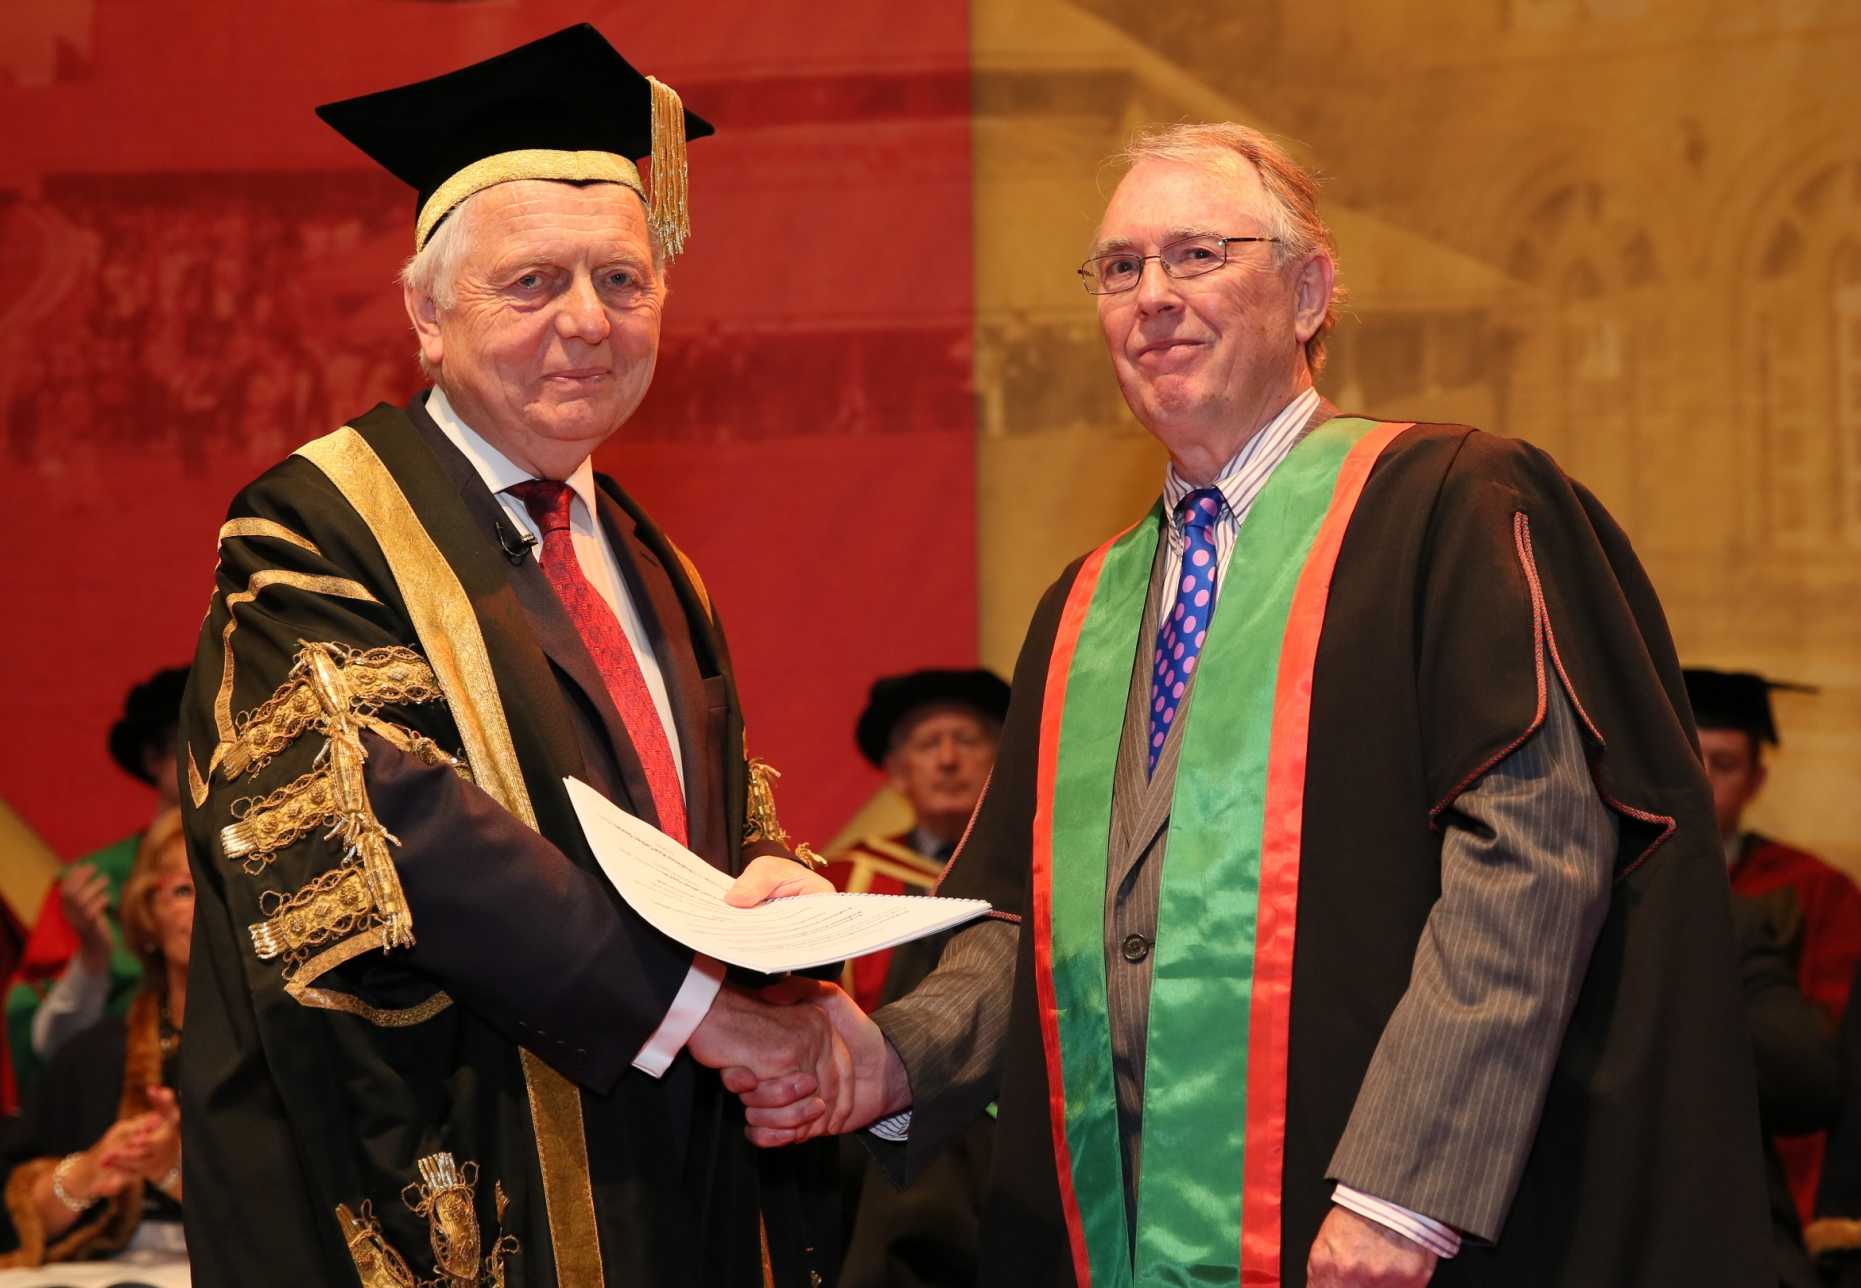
0,1,974,858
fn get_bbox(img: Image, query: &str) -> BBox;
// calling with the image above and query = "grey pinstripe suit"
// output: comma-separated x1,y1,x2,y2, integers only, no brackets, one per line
876,482,1617,1246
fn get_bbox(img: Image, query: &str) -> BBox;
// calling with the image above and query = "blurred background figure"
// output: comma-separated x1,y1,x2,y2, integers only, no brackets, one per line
830,669,1010,1010
4,666,188,1112
1809,950,1861,1287
827,667,1007,1288
1687,667,1861,1222
0,807,189,1268
1730,894,1842,1288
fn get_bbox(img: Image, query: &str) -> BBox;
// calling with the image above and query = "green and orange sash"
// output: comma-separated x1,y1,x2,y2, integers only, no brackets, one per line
1031,417,1409,1286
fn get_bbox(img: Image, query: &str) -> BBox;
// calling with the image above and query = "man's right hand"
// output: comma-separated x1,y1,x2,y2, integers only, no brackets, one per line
687,985,837,1122
58,864,113,968
736,980,911,1147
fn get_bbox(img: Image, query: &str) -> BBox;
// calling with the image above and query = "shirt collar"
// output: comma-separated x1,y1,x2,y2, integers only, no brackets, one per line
1162,386,1322,524
425,385,600,520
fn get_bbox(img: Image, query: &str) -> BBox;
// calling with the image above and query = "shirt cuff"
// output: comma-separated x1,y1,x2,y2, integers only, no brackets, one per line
868,1110,912,1142
1330,1184,1461,1260
30,954,111,1055
631,954,725,1078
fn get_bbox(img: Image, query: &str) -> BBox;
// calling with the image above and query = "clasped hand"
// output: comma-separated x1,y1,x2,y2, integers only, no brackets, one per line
686,856,909,1146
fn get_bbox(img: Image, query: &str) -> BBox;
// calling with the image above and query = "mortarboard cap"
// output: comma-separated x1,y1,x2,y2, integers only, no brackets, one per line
315,23,713,258
856,669,1012,768
1682,667,1818,745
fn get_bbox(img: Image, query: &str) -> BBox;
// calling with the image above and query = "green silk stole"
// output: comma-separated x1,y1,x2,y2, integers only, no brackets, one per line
1035,417,1389,1286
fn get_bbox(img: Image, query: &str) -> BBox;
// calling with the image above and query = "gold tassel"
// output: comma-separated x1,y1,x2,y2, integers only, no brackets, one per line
647,75,691,261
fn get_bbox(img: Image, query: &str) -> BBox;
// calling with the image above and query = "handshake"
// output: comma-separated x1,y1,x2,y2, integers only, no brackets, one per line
685,854,914,1146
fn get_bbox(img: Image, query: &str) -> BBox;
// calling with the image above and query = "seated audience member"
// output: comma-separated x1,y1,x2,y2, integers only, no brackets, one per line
1688,667,1861,1219
0,808,189,1266
1732,893,1843,1288
826,668,1007,1288
6,667,188,1102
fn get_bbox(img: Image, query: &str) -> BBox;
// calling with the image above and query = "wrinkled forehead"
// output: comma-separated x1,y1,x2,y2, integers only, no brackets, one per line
472,178,657,260
1092,154,1272,254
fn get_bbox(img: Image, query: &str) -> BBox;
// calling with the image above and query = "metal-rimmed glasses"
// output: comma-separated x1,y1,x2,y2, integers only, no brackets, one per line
1076,234,1280,295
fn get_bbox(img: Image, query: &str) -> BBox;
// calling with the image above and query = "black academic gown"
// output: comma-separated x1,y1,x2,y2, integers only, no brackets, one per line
922,424,1769,1287
177,395,829,1286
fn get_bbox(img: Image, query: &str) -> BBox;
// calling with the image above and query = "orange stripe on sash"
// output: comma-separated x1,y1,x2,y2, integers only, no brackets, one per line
1034,535,1127,1287
1238,421,1411,1284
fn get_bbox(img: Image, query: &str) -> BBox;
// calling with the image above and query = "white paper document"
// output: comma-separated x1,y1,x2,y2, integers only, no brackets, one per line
565,777,991,974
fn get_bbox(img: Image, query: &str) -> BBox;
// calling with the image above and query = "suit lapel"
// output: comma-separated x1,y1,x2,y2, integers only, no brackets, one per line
595,487,722,866
400,399,649,820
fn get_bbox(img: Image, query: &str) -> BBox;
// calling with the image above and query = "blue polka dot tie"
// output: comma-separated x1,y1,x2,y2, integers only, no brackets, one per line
1150,488,1225,775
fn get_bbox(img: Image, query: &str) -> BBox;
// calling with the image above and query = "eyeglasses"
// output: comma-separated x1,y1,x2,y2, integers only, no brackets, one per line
1077,234,1280,295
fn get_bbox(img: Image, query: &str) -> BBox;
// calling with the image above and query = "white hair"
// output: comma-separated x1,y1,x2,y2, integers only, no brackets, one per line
1116,123,1344,373
399,181,667,382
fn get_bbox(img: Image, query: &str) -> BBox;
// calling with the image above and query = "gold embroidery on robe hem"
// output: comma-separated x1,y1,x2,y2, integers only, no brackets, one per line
222,643,446,780
744,753,827,871
338,1201,418,1288
403,1153,481,1285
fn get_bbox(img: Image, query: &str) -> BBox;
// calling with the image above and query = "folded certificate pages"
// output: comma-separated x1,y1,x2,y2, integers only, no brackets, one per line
565,778,991,974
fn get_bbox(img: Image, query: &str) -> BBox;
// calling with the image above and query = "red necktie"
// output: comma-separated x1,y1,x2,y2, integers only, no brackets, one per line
505,479,688,845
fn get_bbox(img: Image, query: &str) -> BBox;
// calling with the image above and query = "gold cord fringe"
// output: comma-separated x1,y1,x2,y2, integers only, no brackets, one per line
648,75,690,261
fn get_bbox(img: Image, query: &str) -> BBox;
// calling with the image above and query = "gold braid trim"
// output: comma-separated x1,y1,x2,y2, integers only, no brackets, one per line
217,517,320,554
187,744,209,809
293,983,453,1028
744,753,825,871
210,569,381,771
223,643,446,780
338,1201,419,1288
1807,1217,1861,1257
223,767,339,874
415,150,644,252
250,864,379,973
222,727,466,875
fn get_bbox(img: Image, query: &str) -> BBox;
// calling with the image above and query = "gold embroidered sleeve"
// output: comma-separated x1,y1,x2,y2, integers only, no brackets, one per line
743,748,826,872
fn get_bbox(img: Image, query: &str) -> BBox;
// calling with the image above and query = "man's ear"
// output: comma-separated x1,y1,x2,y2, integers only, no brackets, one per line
404,281,444,372
1291,252,1336,345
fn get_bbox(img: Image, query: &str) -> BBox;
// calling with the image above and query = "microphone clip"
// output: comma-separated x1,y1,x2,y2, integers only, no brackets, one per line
497,517,539,566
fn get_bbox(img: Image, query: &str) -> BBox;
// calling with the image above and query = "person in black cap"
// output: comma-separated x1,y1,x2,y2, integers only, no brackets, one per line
1686,666,1861,1223
827,668,1007,1288
175,26,842,1287
830,669,1011,1012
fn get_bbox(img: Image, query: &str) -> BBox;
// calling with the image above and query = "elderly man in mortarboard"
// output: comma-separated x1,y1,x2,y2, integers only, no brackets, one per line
1686,668,1861,1223
175,27,845,1287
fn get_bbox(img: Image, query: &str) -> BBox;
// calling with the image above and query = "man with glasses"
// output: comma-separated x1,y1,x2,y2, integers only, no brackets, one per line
734,123,1767,1286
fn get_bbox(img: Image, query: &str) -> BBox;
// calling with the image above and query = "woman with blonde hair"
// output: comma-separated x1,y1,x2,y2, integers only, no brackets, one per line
0,806,190,1265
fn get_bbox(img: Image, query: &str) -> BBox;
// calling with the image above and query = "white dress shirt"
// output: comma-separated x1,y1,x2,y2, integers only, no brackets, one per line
425,387,723,1077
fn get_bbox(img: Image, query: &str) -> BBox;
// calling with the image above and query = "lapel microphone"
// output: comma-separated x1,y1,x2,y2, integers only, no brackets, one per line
495,514,539,565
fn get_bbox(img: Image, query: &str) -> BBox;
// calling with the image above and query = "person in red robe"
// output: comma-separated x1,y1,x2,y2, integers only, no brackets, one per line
1687,666,1861,1221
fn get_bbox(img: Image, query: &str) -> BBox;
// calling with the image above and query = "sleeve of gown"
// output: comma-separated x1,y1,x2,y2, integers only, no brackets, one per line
182,460,694,1096
1326,678,1616,1243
